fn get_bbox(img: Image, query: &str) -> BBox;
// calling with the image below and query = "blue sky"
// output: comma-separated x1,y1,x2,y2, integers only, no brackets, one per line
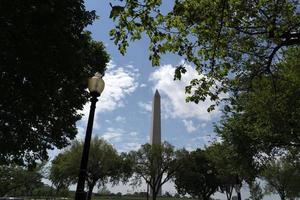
49,1,279,199
79,0,221,154
71,0,222,195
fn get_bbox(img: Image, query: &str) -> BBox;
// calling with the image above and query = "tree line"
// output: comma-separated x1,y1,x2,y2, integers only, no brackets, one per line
1,0,299,200
108,0,300,199
1,137,299,200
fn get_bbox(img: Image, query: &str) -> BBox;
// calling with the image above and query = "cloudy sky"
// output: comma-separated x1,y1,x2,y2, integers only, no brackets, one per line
50,1,278,199
78,0,222,155
70,0,222,195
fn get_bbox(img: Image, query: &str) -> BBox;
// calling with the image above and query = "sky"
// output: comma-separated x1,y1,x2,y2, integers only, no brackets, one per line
79,0,221,158
49,1,280,199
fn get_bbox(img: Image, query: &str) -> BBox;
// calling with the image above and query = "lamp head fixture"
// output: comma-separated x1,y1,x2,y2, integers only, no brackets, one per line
88,72,105,97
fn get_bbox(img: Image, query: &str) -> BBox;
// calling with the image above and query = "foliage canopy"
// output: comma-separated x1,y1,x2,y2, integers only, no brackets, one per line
110,0,300,108
262,157,300,200
0,0,109,165
126,142,180,200
0,164,44,197
216,47,300,162
50,138,121,200
174,149,219,200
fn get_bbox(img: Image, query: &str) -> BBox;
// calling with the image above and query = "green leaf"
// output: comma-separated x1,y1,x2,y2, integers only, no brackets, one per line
109,6,124,19
174,65,187,80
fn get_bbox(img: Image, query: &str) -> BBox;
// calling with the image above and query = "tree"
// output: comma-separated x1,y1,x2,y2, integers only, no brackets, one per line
0,164,44,197
249,181,264,200
0,0,110,165
204,143,255,200
49,153,73,194
262,157,300,200
216,47,300,164
97,185,111,196
232,196,238,200
30,184,55,197
174,149,219,200
109,0,300,106
127,142,180,200
49,138,121,200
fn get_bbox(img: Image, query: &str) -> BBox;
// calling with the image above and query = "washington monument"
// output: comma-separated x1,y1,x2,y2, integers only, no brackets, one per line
149,89,162,196
150,90,161,145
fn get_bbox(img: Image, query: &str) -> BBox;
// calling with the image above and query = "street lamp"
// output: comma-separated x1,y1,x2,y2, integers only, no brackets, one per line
75,73,105,200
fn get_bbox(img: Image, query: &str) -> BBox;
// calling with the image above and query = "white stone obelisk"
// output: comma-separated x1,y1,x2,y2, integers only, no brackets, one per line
150,90,161,145
149,89,162,196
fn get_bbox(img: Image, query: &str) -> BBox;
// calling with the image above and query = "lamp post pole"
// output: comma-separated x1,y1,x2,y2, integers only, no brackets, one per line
75,93,99,200
75,73,104,200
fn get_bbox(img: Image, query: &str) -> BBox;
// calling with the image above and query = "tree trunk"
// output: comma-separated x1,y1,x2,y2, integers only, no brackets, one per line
237,191,242,200
152,187,156,200
226,186,233,200
279,192,285,200
87,183,95,200
201,194,210,200
147,184,149,200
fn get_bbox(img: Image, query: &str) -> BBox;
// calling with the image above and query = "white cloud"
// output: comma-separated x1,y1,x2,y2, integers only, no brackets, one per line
76,125,85,140
149,63,220,121
200,123,207,128
190,134,217,145
129,132,138,136
119,142,141,152
138,101,152,112
124,64,134,69
115,116,126,123
101,127,124,142
79,61,139,125
115,131,142,152
140,83,147,88
182,119,198,133
100,65,138,111
196,135,212,143
125,64,140,73
185,144,196,152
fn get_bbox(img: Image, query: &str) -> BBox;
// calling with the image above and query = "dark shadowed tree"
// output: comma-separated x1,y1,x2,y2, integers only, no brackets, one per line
0,164,44,197
262,157,300,200
205,143,235,200
49,153,73,194
126,142,180,200
50,138,122,200
216,47,300,165
204,143,256,200
174,149,219,200
249,181,264,200
109,0,300,107
0,0,109,165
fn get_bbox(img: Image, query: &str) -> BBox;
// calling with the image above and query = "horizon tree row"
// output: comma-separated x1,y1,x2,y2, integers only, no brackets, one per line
47,137,300,200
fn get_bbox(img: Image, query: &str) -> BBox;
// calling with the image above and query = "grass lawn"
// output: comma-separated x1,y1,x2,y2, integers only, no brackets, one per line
25,195,196,200
24,196,196,200
91,196,196,200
